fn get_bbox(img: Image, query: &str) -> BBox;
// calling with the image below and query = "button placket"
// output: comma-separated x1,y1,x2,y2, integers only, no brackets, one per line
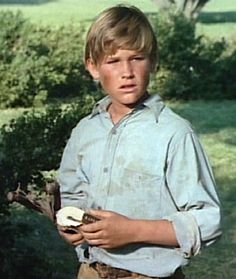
97,114,131,209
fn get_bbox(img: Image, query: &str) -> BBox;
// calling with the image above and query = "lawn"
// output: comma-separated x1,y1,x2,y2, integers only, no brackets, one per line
0,0,236,40
0,0,159,25
197,0,236,40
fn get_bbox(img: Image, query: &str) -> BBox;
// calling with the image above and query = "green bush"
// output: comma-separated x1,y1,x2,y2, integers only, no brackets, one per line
0,94,101,192
0,11,96,108
150,12,234,100
0,10,29,63
1,208,77,279
216,49,236,99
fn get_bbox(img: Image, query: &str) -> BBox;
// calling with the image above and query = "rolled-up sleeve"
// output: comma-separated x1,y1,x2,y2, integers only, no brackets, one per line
164,131,222,258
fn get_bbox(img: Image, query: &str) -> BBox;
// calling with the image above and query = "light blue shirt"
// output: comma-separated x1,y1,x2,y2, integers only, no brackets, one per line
58,94,221,277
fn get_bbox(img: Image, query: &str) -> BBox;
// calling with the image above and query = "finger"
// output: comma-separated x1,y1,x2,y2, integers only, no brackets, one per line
89,209,112,219
86,238,114,249
86,238,105,246
57,224,80,234
71,238,85,246
67,235,84,246
59,229,83,242
80,221,102,233
82,230,103,241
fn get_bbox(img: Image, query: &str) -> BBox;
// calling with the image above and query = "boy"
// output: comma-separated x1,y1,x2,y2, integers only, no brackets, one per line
57,5,221,279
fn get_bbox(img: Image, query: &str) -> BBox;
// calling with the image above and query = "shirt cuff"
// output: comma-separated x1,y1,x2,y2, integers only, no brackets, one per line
165,211,201,258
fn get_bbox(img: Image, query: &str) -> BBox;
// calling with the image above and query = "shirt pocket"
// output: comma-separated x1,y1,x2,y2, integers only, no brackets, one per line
120,168,163,219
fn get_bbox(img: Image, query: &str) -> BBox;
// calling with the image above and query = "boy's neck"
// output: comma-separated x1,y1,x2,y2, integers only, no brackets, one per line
108,103,132,124
108,92,149,124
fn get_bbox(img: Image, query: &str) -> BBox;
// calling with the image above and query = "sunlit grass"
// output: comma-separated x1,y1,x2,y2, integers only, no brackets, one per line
0,0,159,26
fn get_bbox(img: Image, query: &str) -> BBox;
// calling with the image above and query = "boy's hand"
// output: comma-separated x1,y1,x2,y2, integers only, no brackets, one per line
79,210,134,249
57,225,85,246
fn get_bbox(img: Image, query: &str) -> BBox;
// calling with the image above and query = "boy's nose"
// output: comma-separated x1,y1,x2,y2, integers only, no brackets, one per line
121,61,134,78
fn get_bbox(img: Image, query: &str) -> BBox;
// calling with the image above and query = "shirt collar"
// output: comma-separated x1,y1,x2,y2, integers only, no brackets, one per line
89,96,111,118
142,94,165,122
89,94,165,122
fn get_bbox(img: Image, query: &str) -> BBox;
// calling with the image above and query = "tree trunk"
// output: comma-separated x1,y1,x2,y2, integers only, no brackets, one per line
182,0,210,19
152,0,210,19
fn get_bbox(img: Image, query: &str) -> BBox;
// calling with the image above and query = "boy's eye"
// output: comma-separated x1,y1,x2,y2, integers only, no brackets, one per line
132,56,145,61
106,59,119,64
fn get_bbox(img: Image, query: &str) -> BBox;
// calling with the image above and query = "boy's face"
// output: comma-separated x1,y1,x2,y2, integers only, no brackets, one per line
87,49,152,110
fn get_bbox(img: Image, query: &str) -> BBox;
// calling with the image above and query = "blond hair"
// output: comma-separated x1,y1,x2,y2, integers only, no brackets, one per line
84,5,158,69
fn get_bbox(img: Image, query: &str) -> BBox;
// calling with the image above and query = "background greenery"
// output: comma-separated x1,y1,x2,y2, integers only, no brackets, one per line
0,0,235,278
0,7,235,109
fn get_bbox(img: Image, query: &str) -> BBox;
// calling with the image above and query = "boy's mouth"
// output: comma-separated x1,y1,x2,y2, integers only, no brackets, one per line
119,84,137,91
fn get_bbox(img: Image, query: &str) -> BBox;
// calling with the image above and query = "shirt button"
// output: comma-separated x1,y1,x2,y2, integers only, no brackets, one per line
103,167,108,173
111,128,117,135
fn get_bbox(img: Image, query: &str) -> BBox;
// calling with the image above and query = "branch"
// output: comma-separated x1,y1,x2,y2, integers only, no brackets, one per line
7,181,61,222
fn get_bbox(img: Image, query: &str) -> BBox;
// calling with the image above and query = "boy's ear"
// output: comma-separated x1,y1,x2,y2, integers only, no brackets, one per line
86,58,100,80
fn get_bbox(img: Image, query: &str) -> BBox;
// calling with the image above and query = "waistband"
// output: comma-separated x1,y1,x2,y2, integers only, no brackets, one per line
90,262,185,279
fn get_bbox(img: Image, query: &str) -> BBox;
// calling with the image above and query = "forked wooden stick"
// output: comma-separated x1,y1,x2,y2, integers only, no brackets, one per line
7,181,61,222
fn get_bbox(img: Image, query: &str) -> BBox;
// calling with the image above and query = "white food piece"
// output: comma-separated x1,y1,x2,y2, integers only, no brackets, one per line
56,206,85,227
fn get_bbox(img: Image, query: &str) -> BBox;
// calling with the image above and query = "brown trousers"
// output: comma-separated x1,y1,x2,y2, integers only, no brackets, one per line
77,263,186,279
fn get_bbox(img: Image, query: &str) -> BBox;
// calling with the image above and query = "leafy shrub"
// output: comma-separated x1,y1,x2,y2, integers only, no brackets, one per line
0,11,96,108
1,207,77,279
0,10,29,63
150,12,234,100
216,49,236,99
0,94,102,193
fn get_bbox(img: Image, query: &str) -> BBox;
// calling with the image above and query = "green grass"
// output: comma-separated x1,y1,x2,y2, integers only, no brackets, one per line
2,100,236,278
0,0,236,40
0,0,159,26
